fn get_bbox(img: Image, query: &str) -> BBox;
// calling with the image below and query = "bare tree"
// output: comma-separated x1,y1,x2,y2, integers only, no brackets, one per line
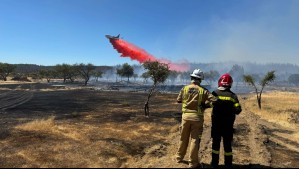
243,71,276,109
143,61,170,117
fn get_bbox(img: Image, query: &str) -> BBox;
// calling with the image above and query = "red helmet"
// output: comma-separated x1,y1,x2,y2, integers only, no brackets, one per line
218,73,233,87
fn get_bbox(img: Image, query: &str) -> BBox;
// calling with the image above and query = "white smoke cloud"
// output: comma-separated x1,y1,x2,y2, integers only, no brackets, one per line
215,2,299,64
176,0,299,65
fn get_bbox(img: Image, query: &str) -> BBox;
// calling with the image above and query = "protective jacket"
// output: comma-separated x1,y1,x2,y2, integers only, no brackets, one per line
177,84,216,121
211,88,241,136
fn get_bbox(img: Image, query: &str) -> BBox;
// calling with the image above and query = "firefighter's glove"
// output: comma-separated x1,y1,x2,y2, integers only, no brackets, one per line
199,103,205,109
200,103,208,111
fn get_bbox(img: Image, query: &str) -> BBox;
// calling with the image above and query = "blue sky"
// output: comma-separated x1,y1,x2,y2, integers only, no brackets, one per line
0,0,298,66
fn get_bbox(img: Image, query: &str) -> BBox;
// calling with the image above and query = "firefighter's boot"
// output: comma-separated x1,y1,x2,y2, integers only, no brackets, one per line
224,155,233,168
211,153,219,168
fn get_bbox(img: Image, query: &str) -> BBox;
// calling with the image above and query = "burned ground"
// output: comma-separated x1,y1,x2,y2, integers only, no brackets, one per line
0,82,298,168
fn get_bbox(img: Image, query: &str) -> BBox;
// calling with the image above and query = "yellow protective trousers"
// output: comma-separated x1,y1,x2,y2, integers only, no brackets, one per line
176,118,204,166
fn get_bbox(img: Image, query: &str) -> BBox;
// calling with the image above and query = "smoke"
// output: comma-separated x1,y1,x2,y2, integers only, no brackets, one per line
107,38,190,72
209,1,299,65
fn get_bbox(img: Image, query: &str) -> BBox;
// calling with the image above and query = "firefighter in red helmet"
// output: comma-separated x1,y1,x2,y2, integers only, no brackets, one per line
210,73,242,168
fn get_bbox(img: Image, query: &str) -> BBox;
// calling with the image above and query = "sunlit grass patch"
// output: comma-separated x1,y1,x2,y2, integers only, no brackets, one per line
14,116,90,142
15,116,57,132
120,100,130,107
242,91,299,127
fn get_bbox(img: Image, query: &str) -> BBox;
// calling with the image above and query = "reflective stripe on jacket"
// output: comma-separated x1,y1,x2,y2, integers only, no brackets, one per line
216,96,241,108
212,89,242,117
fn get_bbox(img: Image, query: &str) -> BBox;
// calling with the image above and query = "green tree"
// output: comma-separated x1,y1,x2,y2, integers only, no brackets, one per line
94,71,103,82
143,61,170,117
75,63,96,86
243,71,276,109
0,63,16,81
141,72,150,84
117,63,134,83
39,69,56,83
55,64,78,83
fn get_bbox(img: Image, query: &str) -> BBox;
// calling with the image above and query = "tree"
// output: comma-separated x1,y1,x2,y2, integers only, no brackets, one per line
142,61,170,117
243,71,276,109
180,71,190,84
102,67,113,82
39,69,56,83
94,71,103,82
116,63,134,83
229,64,244,89
0,63,16,81
54,64,78,83
133,74,138,82
288,74,299,86
168,71,179,84
204,70,220,85
141,72,150,84
75,63,96,86
114,64,122,82
116,67,123,81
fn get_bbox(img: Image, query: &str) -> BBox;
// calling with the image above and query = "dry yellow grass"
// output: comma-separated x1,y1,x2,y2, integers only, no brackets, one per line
6,90,179,168
14,116,90,143
241,91,299,144
15,116,56,132
242,91,299,127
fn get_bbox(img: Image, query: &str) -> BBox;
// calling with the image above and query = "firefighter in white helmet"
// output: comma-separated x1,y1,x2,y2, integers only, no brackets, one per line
176,69,217,168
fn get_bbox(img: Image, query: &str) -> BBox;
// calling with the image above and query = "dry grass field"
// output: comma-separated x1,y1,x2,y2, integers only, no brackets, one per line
244,91,299,127
0,82,299,168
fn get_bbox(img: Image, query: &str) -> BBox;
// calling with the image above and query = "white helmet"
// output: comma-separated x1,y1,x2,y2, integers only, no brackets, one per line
190,69,204,80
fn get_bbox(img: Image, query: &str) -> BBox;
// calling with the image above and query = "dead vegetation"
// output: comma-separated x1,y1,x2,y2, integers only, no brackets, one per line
0,82,299,168
243,91,299,127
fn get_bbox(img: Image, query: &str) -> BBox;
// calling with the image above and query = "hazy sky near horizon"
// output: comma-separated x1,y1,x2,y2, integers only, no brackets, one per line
0,0,298,66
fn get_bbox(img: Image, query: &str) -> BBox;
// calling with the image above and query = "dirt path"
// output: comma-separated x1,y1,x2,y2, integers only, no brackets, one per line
0,84,33,111
127,109,299,168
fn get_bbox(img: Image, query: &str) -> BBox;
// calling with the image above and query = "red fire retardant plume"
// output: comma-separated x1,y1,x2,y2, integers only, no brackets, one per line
108,38,189,72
